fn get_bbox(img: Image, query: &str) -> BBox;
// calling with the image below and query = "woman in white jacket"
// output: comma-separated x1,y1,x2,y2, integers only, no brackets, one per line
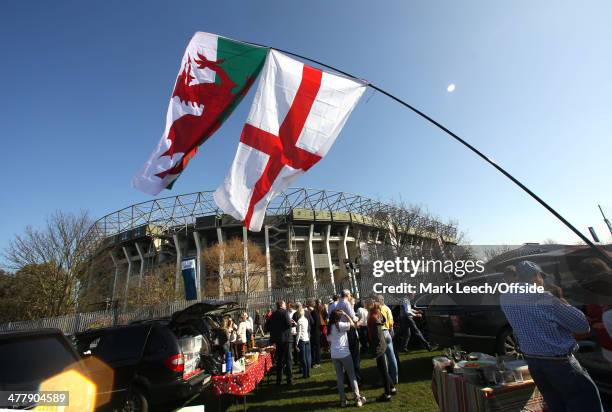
295,303,311,378
236,312,249,359
327,309,366,408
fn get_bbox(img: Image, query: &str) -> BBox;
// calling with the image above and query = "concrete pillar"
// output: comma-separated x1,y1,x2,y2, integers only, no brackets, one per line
122,247,132,309
373,230,380,259
342,226,350,263
109,251,119,302
355,228,362,244
341,226,358,297
324,224,335,293
134,242,145,288
173,234,182,295
242,226,249,294
307,224,317,288
264,226,272,290
217,227,224,299
354,228,363,269
193,231,203,301
339,225,351,284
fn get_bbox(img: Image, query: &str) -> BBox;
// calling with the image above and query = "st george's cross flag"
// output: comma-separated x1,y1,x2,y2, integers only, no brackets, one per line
214,50,367,231
132,32,267,195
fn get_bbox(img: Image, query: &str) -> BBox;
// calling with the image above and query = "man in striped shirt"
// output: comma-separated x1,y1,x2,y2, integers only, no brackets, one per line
500,260,603,412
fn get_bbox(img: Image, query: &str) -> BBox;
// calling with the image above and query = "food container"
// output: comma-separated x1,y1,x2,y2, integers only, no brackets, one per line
504,360,531,381
467,352,496,362
245,351,259,364
454,360,497,385
432,356,453,370
233,357,246,373
179,335,203,378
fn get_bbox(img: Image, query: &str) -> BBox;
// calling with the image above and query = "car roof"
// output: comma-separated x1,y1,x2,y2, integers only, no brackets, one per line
75,322,151,339
0,328,66,340
169,301,243,325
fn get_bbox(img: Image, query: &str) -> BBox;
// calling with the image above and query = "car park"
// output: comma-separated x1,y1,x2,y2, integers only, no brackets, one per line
74,303,229,411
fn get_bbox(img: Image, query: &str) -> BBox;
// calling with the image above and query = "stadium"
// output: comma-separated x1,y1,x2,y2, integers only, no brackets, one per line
87,187,458,306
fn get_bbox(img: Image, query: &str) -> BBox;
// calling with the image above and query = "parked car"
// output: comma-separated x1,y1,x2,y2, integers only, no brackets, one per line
419,272,519,356
74,303,227,412
419,266,612,397
0,329,89,409
129,300,244,368
166,300,244,354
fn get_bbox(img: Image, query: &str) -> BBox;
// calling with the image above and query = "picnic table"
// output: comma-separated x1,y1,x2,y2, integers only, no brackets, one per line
210,350,274,411
432,368,546,412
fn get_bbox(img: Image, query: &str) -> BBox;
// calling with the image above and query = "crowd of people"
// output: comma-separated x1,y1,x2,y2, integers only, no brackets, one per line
263,290,431,407
216,256,612,411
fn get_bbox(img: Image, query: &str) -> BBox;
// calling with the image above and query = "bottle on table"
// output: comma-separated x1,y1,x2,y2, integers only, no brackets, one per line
225,351,233,374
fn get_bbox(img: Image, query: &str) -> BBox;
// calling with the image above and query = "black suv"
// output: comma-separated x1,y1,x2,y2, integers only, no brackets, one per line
420,272,518,355
0,329,89,409
75,305,219,411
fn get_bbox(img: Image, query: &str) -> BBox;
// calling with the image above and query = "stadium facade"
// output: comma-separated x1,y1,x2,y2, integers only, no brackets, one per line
89,188,457,304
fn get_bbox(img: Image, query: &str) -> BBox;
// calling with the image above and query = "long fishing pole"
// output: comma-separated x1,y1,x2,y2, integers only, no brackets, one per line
243,40,611,266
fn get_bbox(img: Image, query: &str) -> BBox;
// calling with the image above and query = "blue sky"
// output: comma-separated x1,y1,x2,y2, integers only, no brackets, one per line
1,0,611,254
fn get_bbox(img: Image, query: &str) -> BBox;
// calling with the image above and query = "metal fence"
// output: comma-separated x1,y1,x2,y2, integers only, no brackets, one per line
0,278,357,336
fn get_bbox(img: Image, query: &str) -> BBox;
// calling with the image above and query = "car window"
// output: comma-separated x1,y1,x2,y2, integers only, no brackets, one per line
429,275,504,307
144,328,168,355
93,327,149,363
455,275,503,306
0,336,78,385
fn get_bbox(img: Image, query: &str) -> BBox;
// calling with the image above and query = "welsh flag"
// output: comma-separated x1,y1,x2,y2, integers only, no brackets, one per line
214,50,367,231
132,32,268,195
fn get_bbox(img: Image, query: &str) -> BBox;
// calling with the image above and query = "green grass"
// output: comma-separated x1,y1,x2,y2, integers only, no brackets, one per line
201,349,441,412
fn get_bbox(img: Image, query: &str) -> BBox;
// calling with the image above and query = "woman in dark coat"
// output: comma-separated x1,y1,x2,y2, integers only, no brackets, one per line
368,303,396,402
310,300,322,368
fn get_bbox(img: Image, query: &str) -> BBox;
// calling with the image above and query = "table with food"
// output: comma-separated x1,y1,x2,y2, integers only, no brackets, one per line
209,345,275,410
431,352,546,412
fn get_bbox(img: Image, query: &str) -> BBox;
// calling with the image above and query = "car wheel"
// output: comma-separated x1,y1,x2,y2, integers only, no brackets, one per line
497,328,519,357
122,388,148,412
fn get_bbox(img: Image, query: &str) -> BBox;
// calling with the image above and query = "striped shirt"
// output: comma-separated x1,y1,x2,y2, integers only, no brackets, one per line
500,285,590,356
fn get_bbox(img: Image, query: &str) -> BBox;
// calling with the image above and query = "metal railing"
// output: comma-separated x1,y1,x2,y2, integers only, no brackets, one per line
0,278,356,335
89,187,457,240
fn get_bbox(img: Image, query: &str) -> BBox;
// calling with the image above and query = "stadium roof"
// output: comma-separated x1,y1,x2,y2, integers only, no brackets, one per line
90,187,456,240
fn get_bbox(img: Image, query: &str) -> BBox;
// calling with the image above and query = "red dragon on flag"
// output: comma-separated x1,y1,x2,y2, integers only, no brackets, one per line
132,32,268,195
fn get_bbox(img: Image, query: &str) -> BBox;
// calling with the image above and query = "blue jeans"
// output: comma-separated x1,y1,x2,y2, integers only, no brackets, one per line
298,340,311,378
525,355,603,412
383,329,398,384
332,355,360,402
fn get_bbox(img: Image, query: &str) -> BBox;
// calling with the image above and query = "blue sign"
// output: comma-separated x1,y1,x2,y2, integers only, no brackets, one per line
181,258,197,300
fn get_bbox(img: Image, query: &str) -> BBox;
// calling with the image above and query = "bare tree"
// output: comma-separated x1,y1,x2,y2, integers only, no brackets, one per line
203,238,267,295
2,210,96,317
125,263,184,308
371,200,458,261
482,245,515,263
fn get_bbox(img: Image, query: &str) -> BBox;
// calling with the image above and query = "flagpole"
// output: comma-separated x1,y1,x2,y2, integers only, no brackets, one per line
243,41,611,266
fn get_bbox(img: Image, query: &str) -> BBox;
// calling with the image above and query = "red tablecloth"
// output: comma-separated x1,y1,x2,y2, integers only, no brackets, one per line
211,351,274,396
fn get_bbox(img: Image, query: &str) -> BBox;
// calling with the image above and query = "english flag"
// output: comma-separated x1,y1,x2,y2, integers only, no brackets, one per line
214,50,367,231
132,32,267,195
